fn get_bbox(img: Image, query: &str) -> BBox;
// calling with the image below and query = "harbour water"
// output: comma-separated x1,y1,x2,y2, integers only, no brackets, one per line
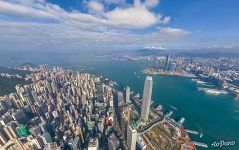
0,54,239,150
84,60,239,150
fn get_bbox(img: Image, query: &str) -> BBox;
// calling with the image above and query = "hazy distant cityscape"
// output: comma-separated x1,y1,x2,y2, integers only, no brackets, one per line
118,52,239,100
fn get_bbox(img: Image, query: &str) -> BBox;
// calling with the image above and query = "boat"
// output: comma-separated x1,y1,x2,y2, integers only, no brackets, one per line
156,105,163,111
196,80,206,84
168,104,177,111
178,117,185,125
135,93,140,97
198,87,228,95
165,110,173,117
199,132,203,138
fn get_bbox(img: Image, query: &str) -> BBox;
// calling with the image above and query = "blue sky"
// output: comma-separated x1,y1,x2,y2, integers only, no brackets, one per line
0,0,239,53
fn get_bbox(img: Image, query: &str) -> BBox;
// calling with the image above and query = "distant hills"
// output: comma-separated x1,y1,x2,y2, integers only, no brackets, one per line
0,66,31,96
0,66,31,76
176,51,239,58
134,47,239,58
135,47,172,56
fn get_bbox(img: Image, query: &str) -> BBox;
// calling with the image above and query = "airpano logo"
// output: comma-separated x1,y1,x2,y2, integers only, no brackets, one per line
211,140,236,148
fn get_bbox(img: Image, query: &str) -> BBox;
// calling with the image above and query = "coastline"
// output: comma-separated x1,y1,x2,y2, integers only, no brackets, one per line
142,68,196,78
143,68,239,100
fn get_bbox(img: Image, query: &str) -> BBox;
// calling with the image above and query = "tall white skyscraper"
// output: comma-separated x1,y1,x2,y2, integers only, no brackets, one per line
126,86,130,104
141,76,153,121
127,122,137,150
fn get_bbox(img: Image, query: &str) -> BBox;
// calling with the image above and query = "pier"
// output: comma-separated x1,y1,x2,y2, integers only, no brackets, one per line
185,129,199,135
192,141,208,148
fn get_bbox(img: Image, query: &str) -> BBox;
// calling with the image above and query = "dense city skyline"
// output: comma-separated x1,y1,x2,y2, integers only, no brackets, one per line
0,53,239,149
0,1,239,150
0,0,239,53
0,65,198,149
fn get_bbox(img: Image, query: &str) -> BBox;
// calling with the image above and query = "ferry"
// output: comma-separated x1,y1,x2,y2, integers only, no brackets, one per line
168,104,177,111
135,93,140,98
113,81,118,85
156,105,163,111
199,132,203,138
198,87,228,95
165,110,173,117
196,80,206,84
192,78,207,85
178,117,185,126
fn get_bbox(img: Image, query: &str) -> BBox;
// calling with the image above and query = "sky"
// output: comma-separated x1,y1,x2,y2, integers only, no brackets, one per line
0,0,239,53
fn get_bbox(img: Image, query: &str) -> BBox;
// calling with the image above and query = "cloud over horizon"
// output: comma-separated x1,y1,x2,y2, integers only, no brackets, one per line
0,0,236,52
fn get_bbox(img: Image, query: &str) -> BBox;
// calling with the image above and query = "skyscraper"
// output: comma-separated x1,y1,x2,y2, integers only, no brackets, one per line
0,128,8,147
127,121,137,150
88,138,99,150
126,86,130,104
117,91,124,116
164,54,170,71
118,92,124,105
108,133,119,150
39,64,48,72
121,106,131,140
141,76,153,121
3,122,18,140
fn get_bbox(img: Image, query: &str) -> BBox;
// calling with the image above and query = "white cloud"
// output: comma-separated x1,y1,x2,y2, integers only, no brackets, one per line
159,27,190,37
144,0,159,8
143,46,166,50
140,27,190,47
105,6,159,29
0,22,190,52
12,0,46,5
0,0,170,29
206,44,239,49
161,16,171,24
103,0,126,5
0,1,55,20
87,1,104,13
0,0,193,51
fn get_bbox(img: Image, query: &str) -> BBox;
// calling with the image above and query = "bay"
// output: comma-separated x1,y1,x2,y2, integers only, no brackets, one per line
85,59,239,150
